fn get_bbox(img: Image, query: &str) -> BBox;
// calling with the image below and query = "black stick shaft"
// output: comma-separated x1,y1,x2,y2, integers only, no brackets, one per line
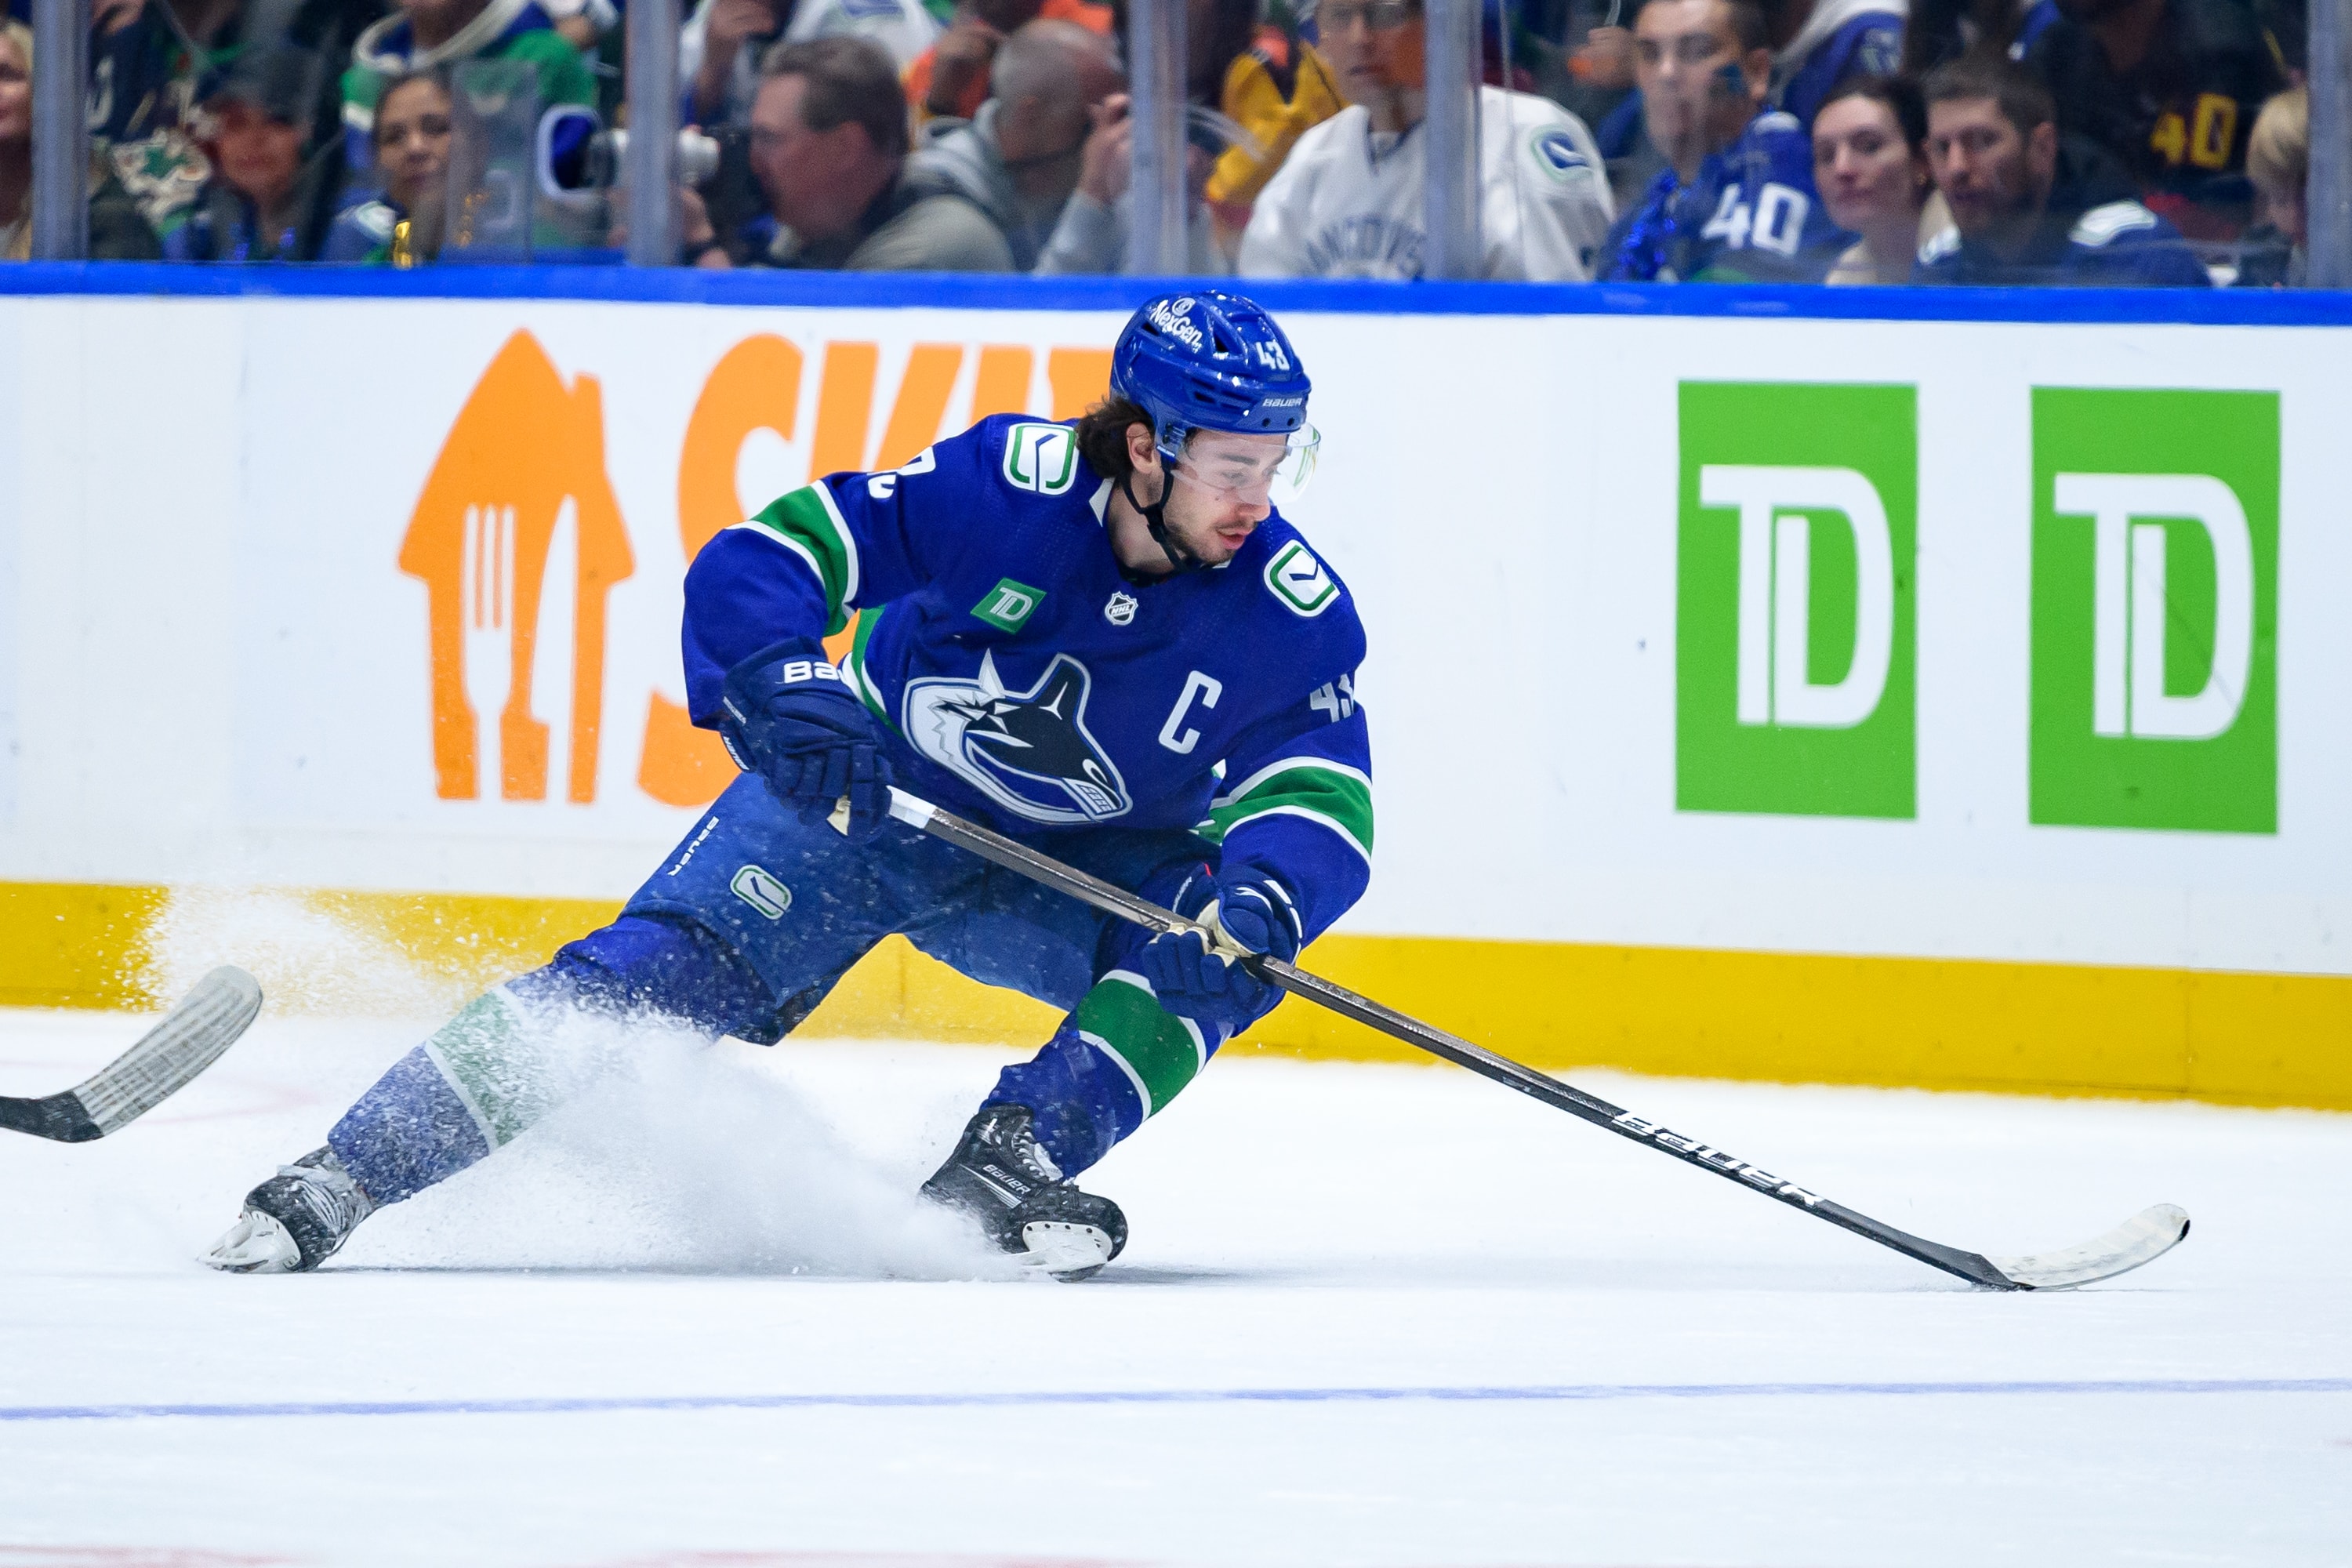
890,792,2019,1291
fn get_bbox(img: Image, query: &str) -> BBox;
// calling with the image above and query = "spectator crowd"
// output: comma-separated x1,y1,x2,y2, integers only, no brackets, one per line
0,0,2320,282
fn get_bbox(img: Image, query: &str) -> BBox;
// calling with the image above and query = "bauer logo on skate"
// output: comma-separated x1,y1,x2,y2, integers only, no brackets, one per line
403,328,1116,810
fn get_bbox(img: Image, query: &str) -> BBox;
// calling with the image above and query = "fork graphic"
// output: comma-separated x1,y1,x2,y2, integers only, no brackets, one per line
462,503,517,798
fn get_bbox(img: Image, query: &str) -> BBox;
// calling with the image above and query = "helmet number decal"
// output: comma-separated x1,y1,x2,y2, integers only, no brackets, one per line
1004,423,1080,496
1265,540,1339,617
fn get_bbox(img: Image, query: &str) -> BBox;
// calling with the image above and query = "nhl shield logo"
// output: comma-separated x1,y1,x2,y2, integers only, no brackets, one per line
1104,590,1138,627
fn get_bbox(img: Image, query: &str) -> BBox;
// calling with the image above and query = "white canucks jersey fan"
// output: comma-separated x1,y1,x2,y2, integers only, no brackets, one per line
1239,0,1613,281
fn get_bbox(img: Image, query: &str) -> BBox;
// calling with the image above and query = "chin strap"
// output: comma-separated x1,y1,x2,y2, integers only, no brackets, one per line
1122,466,1205,574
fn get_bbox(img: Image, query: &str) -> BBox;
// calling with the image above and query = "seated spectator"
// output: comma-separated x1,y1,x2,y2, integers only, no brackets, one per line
1240,0,1613,280
900,18,1121,270
1813,74,1937,282
2234,85,2304,285
325,67,452,262
705,35,1011,267
163,47,350,260
1914,53,2208,284
907,0,1112,130
0,19,25,260
681,0,938,129
1599,0,1845,281
1033,91,1228,272
2021,0,2282,238
343,0,597,176
1769,0,1905,132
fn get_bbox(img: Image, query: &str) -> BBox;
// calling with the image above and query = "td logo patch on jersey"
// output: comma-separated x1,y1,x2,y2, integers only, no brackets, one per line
1004,423,1080,495
1265,540,1338,616
904,651,1133,824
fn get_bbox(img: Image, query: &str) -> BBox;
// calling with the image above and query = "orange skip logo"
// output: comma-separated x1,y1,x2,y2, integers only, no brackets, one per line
409,329,1112,808
401,331,636,803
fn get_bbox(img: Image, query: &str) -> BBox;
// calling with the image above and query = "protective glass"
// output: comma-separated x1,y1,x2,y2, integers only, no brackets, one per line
1173,425,1321,508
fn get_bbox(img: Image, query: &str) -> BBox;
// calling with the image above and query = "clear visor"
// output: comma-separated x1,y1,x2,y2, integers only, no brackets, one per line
1171,425,1321,508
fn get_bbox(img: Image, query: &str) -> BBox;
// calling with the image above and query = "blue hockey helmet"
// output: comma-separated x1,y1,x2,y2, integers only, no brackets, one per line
1109,290,1314,469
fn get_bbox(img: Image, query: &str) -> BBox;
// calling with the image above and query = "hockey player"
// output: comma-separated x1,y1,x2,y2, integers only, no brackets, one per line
1599,0,1848,281
204,290,1373,1282
1236,0,1613,281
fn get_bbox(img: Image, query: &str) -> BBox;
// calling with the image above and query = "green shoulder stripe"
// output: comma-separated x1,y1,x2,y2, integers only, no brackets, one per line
736,486,861,635
1200,758,1374,863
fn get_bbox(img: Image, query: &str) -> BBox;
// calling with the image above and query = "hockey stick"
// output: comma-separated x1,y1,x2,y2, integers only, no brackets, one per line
0,967,264,1142
862,789,2188,1291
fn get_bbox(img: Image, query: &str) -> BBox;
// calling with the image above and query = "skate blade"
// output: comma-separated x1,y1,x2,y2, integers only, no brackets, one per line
202,1210,303,1274
1021,1218,1114,1281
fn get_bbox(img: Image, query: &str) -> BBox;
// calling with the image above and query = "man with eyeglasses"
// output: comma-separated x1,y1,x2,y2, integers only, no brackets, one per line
1237,0,1613,279
205,291,1374,1287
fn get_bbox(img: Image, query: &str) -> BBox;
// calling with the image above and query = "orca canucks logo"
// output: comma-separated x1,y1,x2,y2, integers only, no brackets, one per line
903,651,1133,824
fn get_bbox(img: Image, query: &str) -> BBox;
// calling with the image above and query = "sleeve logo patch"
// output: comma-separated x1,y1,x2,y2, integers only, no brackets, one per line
1530,128,1592,180
1265,540,1339,617
973,577,1047,633
1004,423,1081,495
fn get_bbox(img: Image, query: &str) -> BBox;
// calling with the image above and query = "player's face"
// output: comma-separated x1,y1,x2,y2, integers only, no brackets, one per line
1812,95,1926,235
1164,430,1293,562
1926,96,2042,234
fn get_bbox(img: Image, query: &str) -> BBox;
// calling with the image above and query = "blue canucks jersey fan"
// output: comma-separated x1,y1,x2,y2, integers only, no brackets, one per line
1914,53,2210,285
1769,0,1904,132
1600,0,1848,281
202,291,1374,1283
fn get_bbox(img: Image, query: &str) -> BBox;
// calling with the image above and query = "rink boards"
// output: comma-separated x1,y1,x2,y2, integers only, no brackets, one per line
0,267,2347,1107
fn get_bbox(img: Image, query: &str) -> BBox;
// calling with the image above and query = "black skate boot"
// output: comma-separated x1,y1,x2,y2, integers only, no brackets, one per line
922,1105,1127,1281
202,1146,379,1273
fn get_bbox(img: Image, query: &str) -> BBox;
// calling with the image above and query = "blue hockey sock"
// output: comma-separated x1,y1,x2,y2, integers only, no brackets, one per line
987,969,1222,1177
327,914,775,1206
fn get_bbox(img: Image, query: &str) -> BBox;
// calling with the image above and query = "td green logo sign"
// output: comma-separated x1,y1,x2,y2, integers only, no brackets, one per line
1677,383,1916,818
2029,388,2278,833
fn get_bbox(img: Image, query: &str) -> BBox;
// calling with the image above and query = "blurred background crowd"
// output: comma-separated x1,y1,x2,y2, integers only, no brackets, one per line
0,0,2321,282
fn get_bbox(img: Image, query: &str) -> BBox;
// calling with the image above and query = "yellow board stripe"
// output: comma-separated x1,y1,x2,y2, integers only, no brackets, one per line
3,881,2345,1110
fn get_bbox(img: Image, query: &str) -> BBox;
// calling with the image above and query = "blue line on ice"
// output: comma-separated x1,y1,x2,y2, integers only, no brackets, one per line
5,1380,2348,1423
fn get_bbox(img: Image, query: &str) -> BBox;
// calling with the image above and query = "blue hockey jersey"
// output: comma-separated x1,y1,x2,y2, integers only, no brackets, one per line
682,415,1376,945
1912,198,2214,286
1599,109,1849,283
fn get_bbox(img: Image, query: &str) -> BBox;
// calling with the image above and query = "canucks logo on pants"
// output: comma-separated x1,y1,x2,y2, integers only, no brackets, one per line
904,651,1133,824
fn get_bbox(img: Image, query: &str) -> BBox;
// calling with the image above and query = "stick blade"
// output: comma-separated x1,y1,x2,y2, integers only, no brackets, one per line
62,966,266,1138
1985,1203,2190,1290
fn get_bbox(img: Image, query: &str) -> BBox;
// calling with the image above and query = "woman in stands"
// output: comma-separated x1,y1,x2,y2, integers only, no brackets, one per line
1812,74,1940,285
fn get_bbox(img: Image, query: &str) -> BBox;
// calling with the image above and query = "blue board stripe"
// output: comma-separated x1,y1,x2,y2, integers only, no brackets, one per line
0,261,2350,327
2,1378,2345,1423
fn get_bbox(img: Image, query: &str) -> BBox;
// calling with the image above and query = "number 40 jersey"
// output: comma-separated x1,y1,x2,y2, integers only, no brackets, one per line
681,414,1377,947
1599,108,1849,283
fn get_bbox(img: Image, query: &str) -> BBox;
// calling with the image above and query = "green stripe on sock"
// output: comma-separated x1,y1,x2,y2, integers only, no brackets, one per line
422,991,563,1147
1075,974,1204,1117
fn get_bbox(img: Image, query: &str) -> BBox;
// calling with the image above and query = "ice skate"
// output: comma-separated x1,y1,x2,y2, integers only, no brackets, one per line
922,1105,1127,1281
203,1146,379,1273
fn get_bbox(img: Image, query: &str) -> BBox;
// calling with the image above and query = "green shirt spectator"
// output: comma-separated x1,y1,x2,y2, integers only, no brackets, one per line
341,0,596,172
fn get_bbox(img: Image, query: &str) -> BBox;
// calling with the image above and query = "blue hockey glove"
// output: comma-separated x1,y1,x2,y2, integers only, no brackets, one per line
1138,869,1304,1036
717,638,894,841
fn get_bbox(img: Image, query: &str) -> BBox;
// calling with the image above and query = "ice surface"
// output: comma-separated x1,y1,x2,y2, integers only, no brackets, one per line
0,1007,2347,1566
